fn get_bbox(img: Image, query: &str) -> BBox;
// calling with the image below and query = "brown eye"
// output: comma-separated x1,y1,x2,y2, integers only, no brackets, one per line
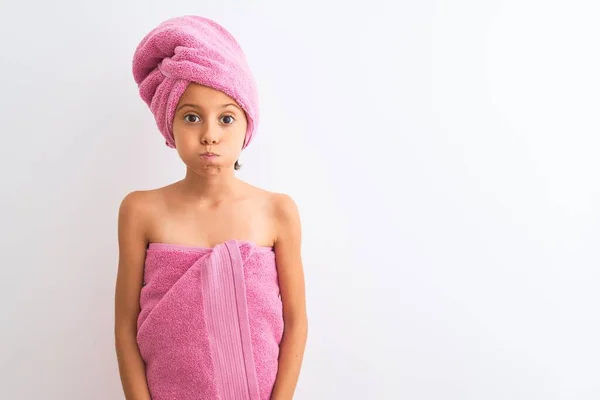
184,114,200,123
221,115,235,125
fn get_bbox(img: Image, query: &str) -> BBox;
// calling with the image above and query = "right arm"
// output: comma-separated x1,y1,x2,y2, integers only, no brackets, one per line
114,192,152,400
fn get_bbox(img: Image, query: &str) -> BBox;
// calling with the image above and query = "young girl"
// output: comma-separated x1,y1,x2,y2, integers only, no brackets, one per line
114,16,308,400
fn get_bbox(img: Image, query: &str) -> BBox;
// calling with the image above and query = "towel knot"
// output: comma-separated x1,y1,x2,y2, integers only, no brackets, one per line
157,61,175,79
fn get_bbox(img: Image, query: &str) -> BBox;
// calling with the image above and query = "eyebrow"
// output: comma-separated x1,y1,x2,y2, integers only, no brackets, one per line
176,103,242,112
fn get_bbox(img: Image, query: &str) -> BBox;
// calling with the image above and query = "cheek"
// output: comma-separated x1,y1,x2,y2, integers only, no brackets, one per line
232,121,248,145
172,123,196,144
234,130,246,147
173,136,199,163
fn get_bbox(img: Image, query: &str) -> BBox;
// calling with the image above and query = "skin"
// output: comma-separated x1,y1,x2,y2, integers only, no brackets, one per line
114,83,308,400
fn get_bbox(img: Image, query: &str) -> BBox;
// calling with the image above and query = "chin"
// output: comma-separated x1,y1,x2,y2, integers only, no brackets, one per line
190,162,228,176
183,156,235,176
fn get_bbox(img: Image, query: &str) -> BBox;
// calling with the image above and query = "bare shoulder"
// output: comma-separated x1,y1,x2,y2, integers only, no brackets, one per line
119,190,150,213
119,189,159,221
269,192,300,221
243,182,299,221
119,182,178,213
118,185,174,237
238,183,297,214
263,192,301,245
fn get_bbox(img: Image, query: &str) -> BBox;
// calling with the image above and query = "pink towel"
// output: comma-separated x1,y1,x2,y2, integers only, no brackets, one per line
137,240,283,400
132,15,260,149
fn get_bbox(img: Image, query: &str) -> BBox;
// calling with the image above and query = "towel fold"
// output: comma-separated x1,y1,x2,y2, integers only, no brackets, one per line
132,16,259,149
137,240,283,400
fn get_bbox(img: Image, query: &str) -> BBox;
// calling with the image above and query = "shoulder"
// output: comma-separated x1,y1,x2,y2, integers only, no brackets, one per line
118,191,151,236
270,192,300,221
119,182,178,214
240,182,299,219
118,185,172,229
119,189,157,216
265,192,301,243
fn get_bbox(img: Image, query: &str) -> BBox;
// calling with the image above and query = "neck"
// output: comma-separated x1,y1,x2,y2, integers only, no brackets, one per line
179,167,242,203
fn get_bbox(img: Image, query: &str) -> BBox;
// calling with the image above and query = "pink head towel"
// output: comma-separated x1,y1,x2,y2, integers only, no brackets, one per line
132,15,259,149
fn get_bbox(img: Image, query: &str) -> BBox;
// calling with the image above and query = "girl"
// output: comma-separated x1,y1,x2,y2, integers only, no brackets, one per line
114,15,308,400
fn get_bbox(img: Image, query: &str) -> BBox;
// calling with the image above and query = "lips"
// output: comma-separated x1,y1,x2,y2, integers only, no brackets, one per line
200,152,219,159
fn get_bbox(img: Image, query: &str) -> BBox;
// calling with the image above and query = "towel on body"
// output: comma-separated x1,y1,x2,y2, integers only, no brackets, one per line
132,15,259,149
137,240,283,400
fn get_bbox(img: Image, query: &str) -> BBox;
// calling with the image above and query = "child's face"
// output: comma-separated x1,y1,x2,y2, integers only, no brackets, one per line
172,83,247,175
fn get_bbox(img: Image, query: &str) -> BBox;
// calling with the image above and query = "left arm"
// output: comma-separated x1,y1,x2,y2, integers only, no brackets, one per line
270,194,308,400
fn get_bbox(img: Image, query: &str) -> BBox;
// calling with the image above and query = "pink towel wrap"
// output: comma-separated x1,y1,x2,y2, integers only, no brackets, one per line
137,240,284,400
132,15,260,149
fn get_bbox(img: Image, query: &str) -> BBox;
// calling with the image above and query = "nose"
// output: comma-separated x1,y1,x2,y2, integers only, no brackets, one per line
201,135,218,145
200,123,221,145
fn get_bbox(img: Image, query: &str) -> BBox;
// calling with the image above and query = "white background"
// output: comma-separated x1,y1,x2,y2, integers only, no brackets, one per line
1,1,599,399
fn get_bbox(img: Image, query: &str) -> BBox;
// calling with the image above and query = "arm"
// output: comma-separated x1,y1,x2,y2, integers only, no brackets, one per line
114,192,152,400
270,194,308,400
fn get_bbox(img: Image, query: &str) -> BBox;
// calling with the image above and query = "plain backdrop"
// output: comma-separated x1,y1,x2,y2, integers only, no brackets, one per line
1,0,599,399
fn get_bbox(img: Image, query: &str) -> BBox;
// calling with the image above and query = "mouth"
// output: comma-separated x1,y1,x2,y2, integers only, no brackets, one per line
200,152,219,159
